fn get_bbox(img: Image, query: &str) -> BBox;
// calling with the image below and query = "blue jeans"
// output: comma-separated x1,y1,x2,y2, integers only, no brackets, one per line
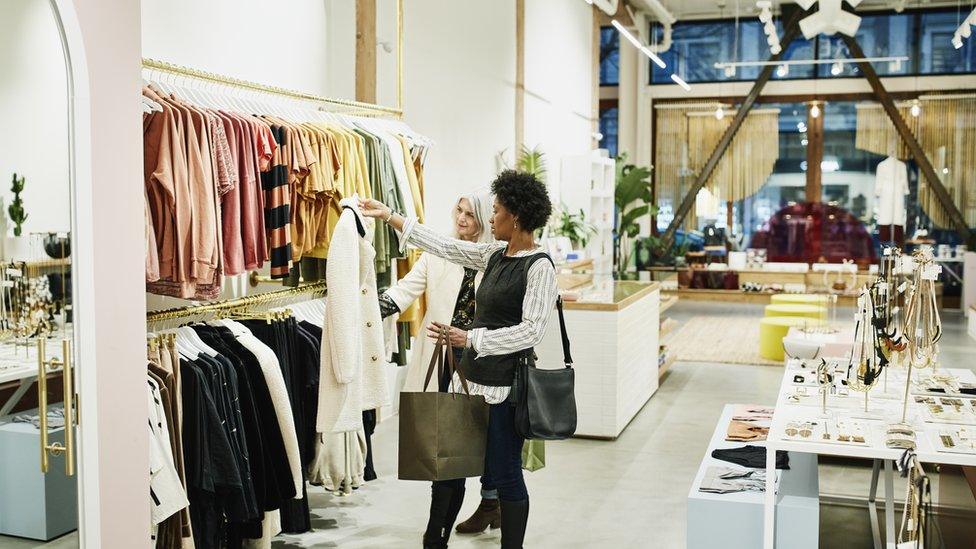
484,400,527,502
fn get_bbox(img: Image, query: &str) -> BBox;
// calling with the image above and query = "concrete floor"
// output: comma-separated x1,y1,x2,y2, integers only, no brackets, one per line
2,302,972,548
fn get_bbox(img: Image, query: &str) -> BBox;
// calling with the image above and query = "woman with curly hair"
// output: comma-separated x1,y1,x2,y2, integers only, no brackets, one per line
359,170,557,549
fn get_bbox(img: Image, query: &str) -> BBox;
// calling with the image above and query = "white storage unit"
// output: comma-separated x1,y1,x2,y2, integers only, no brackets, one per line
560,150,615,274
536,281,660,439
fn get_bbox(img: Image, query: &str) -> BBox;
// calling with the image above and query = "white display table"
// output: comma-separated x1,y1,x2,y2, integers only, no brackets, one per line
762,362,976,549
536,280,660,439
687,404,818,549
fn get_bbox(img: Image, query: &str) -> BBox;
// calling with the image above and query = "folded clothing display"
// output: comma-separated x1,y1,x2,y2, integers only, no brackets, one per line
712,445,790,470
12,406,65,430
699,466,769,494
725,420,769,442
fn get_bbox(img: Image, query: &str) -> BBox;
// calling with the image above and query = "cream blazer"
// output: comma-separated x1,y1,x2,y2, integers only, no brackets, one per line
385,252,483,393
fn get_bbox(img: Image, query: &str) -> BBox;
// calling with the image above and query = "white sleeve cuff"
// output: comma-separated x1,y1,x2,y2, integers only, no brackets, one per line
398,216,419,254
467,327,485,356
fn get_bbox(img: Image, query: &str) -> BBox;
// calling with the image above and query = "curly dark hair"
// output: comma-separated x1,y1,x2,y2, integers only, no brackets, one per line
491,170,552,232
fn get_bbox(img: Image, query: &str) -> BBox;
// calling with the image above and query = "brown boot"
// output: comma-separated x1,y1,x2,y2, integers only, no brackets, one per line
454,498,501,534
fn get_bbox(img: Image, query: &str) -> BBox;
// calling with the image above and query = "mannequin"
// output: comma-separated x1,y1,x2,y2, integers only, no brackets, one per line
875,155,909,246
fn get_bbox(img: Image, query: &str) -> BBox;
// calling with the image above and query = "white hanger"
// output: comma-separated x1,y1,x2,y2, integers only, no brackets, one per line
176,326,219,357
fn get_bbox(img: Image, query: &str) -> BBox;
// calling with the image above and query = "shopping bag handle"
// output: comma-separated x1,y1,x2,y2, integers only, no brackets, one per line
422,326,474,397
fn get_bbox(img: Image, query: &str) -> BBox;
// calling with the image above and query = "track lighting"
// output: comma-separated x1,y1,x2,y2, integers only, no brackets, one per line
756,1,781,56
951,7,976,50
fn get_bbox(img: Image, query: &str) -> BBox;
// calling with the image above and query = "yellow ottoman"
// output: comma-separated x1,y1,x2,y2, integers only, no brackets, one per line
770,294,829,307
760,316,825,361
764,303,827,321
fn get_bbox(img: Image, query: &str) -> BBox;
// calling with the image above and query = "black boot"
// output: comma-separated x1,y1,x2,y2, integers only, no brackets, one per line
499,499,529,549
424,481,465,548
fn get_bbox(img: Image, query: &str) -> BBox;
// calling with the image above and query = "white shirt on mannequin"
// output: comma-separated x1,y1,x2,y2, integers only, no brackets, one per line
875,156,909,226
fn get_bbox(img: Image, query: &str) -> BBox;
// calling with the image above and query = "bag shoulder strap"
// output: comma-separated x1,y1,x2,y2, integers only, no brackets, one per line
523,253,573,368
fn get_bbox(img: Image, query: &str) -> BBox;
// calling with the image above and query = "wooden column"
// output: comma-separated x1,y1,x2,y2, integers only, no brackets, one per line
841,35,973,246
660,7,811,250
515,0,525,152
806,101,824,203
356,0,377,103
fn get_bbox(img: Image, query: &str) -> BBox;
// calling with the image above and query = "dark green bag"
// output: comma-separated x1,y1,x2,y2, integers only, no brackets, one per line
398,337,489,481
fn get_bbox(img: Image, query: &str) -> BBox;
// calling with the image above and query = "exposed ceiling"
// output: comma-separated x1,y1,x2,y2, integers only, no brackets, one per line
636,0,964,21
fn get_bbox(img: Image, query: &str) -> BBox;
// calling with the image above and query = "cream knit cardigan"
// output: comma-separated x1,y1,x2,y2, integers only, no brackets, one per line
316,198,390,434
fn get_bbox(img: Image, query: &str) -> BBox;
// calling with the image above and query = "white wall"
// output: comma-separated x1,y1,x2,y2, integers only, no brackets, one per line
0,0,71,244
141,0,332,95
383,0,518,234
523,0,593,201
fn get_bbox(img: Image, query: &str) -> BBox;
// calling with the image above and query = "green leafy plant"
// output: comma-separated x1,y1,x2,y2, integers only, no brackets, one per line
553,206,596,249
613,155,656,276
515,145,547,184
8,173,27,237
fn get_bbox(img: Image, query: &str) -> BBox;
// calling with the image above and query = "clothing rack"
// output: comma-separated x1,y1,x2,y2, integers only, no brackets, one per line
142,58,403,119
146,282,327,325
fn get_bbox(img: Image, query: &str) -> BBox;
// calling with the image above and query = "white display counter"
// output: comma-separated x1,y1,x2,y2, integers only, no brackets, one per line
536,280,660,439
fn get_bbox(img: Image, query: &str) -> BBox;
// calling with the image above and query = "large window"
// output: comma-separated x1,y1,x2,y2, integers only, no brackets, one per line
650,8,976,85
600,26,619,86
598,102,618,156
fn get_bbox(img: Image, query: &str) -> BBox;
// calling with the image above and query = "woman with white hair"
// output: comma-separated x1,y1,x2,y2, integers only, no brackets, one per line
378,192,495,548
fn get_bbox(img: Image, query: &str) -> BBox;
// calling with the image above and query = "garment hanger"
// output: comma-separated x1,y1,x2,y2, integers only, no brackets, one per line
176,325,220,357
173,331,200,360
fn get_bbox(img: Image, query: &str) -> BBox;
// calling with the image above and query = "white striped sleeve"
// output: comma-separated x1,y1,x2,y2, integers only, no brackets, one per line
399,219,503,271
469,258,557,358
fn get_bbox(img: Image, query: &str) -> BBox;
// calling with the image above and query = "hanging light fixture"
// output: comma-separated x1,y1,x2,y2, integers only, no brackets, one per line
810,102,821,118
910,99,921,117
830,61,844,76
776,64,789,77
715,105,725,120
611,20,667,69
670,74,692,91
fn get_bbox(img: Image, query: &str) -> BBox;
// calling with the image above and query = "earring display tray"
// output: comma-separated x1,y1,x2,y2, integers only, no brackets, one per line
930,428,976,455
781,418,872,446
915,396,976,426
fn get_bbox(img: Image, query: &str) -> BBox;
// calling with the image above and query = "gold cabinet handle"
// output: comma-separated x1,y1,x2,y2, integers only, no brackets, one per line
37,339,74,476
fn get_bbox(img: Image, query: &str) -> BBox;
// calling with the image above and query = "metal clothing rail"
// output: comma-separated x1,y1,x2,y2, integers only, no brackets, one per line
146,282,327,325
142,58,403,118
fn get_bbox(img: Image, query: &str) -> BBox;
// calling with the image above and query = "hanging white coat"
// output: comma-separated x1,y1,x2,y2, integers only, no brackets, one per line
317,198,390,434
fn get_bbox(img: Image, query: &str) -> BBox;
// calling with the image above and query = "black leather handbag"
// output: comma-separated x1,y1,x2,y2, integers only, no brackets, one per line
512,295,577,440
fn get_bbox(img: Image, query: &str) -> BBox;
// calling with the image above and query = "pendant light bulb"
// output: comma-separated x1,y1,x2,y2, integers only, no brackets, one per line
911,100,921,117
810,104,821,118
715,106,725,120
830,61,844,76
776,64,789,77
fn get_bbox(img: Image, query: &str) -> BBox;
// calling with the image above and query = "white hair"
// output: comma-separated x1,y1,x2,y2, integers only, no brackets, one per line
452,192,495,244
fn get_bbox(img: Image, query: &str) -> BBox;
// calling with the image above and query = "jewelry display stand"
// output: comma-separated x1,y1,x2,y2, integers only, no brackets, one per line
888,249,942,450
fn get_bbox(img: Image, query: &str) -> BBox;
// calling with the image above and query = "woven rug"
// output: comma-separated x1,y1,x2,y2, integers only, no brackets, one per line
668,315,779,366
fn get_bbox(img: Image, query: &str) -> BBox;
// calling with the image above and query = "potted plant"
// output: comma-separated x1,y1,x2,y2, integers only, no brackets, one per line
553,207,596,250
613,155,656,278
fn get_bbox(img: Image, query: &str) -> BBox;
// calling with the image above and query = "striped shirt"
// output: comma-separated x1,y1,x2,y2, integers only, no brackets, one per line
261,125,292,278
400,219,559,403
